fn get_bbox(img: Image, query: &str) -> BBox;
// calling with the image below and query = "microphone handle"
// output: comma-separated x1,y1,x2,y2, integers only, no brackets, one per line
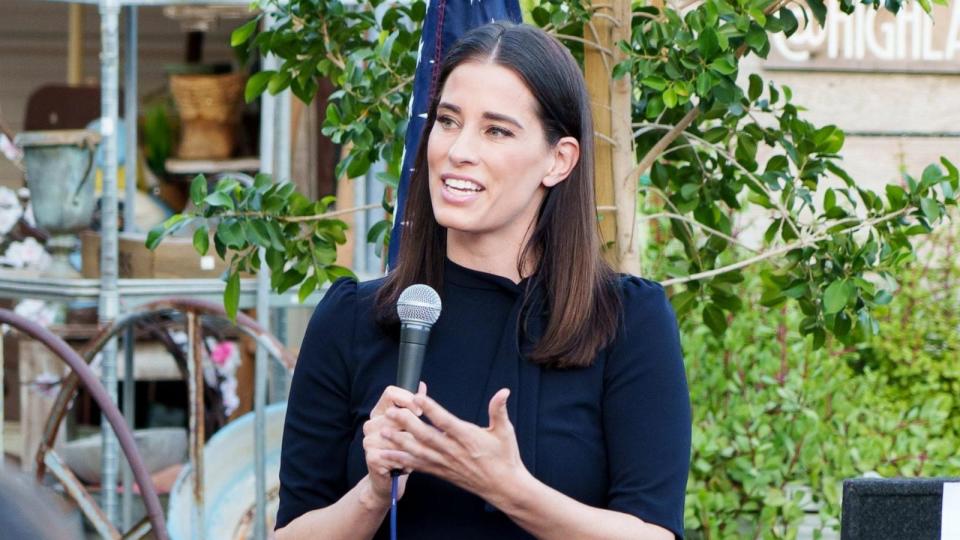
397,323,430,392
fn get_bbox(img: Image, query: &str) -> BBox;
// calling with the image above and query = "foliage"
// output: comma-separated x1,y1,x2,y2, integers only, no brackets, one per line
682,265,960,539
150,0,958,342
142,101,176,177
845,218,960,436
146,175,354,319
233,0,424,184
618,0,957,350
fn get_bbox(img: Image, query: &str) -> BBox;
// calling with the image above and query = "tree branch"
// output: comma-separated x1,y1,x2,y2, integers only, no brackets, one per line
550,33,614,56
662,207,912,286
641,212,759,252
219,203,381,224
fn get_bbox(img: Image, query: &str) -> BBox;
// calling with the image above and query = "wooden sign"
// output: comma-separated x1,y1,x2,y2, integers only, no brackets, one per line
767,1,960,73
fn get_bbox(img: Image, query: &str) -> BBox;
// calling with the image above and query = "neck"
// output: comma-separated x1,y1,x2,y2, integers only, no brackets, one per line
446,228,536,284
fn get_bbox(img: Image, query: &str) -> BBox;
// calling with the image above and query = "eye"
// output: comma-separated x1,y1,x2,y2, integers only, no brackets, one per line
486,125,514,138
436,115,458,129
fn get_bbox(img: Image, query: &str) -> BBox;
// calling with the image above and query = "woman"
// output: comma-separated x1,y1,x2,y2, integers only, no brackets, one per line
275,22,691,540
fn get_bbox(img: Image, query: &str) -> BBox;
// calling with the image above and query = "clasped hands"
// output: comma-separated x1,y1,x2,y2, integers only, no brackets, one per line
362,383,526,508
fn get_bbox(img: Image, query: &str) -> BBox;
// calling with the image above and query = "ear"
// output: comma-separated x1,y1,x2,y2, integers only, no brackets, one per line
541,136,580,188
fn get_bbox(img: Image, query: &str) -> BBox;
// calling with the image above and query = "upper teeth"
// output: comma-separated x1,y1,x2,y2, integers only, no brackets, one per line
445,178,482,191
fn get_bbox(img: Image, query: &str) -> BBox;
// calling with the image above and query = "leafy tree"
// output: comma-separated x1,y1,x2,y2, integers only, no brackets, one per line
150,0,958,353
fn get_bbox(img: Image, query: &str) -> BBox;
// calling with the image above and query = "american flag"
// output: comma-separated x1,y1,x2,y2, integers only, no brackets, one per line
388,0,523,268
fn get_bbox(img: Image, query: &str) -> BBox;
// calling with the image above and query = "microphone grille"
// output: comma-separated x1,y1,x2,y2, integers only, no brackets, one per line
397,284,442,326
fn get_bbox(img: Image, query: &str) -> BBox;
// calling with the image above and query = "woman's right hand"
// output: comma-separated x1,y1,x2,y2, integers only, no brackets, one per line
361,382,427,507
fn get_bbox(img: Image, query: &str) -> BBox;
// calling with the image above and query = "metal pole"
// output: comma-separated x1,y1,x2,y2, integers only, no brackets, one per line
124,6,138,234
97,0,122,526
1,332,4,459
267,71,292,406
120,8,138,530
254,31,278,540
121,326,135,529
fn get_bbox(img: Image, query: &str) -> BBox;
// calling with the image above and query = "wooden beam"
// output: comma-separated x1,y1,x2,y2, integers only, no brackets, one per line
585,0,639,273
67,4,84,85
584,7,619,268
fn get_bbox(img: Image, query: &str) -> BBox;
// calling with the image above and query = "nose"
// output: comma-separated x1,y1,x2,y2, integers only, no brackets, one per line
446,129,479,166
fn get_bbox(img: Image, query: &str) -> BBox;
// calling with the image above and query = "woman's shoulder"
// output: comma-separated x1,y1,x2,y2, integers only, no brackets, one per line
307,276,388,330
614,274,672,322
317,275,387,305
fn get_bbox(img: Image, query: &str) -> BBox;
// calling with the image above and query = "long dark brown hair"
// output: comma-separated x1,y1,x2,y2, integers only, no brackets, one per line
375,22,621,369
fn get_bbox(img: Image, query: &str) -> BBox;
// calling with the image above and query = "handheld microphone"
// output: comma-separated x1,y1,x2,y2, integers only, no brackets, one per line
396,284,442,392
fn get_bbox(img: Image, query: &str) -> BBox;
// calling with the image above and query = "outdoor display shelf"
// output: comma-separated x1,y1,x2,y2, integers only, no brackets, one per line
7,1,290,539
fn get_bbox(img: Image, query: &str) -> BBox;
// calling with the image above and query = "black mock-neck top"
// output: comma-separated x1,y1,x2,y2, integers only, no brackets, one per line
276,258,691,538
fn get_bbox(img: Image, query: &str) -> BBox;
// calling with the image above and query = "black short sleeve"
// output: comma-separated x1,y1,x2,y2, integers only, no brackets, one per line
275,277,357,530
603,277,691,539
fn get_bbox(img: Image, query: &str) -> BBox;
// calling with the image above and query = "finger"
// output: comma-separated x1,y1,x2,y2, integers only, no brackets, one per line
362,411,414,438
371,385,422,417
417,381,428,398
412,394,472,441
487,388,513,431
367,448,414,476
382,428,448,470
384,407,460,456
380,449,416,475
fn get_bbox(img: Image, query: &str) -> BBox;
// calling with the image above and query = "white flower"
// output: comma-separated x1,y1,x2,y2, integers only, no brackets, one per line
220,377,239,416
22,203,35,227
2,237,52,270
0,186,22,235
14,299,58,328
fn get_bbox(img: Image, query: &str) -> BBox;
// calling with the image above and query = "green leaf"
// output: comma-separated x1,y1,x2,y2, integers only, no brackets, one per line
698,27,720,58
703,126,728,143
190,175,207,207
146,224,167,250
297,275,318,303
824,188,836,212
193,225,210,256
746,24,768,55
779,7,799,37
703,304,727,336
748,74,763,102
205,191,235,210
920,197,941,222
245,70,275,103
641,76,668,92
231,17,258,47
886,184,907,210
268,70,292,95
920,164,943,189
366,219,391,244
807,0,828,26
224,272,240,322
531,6,550,27
325,265,356,281
873,290,893,305
663,87,678,109
670,289,699,315
709,56,737,75
823,280,852,314
146,214,188,250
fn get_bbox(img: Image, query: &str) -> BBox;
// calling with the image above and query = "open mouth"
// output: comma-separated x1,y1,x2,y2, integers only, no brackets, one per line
443,177,484,194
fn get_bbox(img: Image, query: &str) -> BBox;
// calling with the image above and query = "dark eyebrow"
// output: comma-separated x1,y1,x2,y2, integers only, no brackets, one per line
437,102,524,130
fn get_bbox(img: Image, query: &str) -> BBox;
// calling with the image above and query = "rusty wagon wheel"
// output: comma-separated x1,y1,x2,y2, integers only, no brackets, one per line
14,298,296,540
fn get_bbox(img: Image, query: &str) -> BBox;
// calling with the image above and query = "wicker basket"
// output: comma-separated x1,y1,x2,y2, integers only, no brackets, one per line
170,72,245,159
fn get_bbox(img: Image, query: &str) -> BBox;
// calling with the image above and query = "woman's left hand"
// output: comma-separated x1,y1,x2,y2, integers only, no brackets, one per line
381,388,527,501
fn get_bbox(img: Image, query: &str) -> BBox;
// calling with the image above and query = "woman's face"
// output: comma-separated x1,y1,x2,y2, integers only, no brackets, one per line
426,61,577,246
